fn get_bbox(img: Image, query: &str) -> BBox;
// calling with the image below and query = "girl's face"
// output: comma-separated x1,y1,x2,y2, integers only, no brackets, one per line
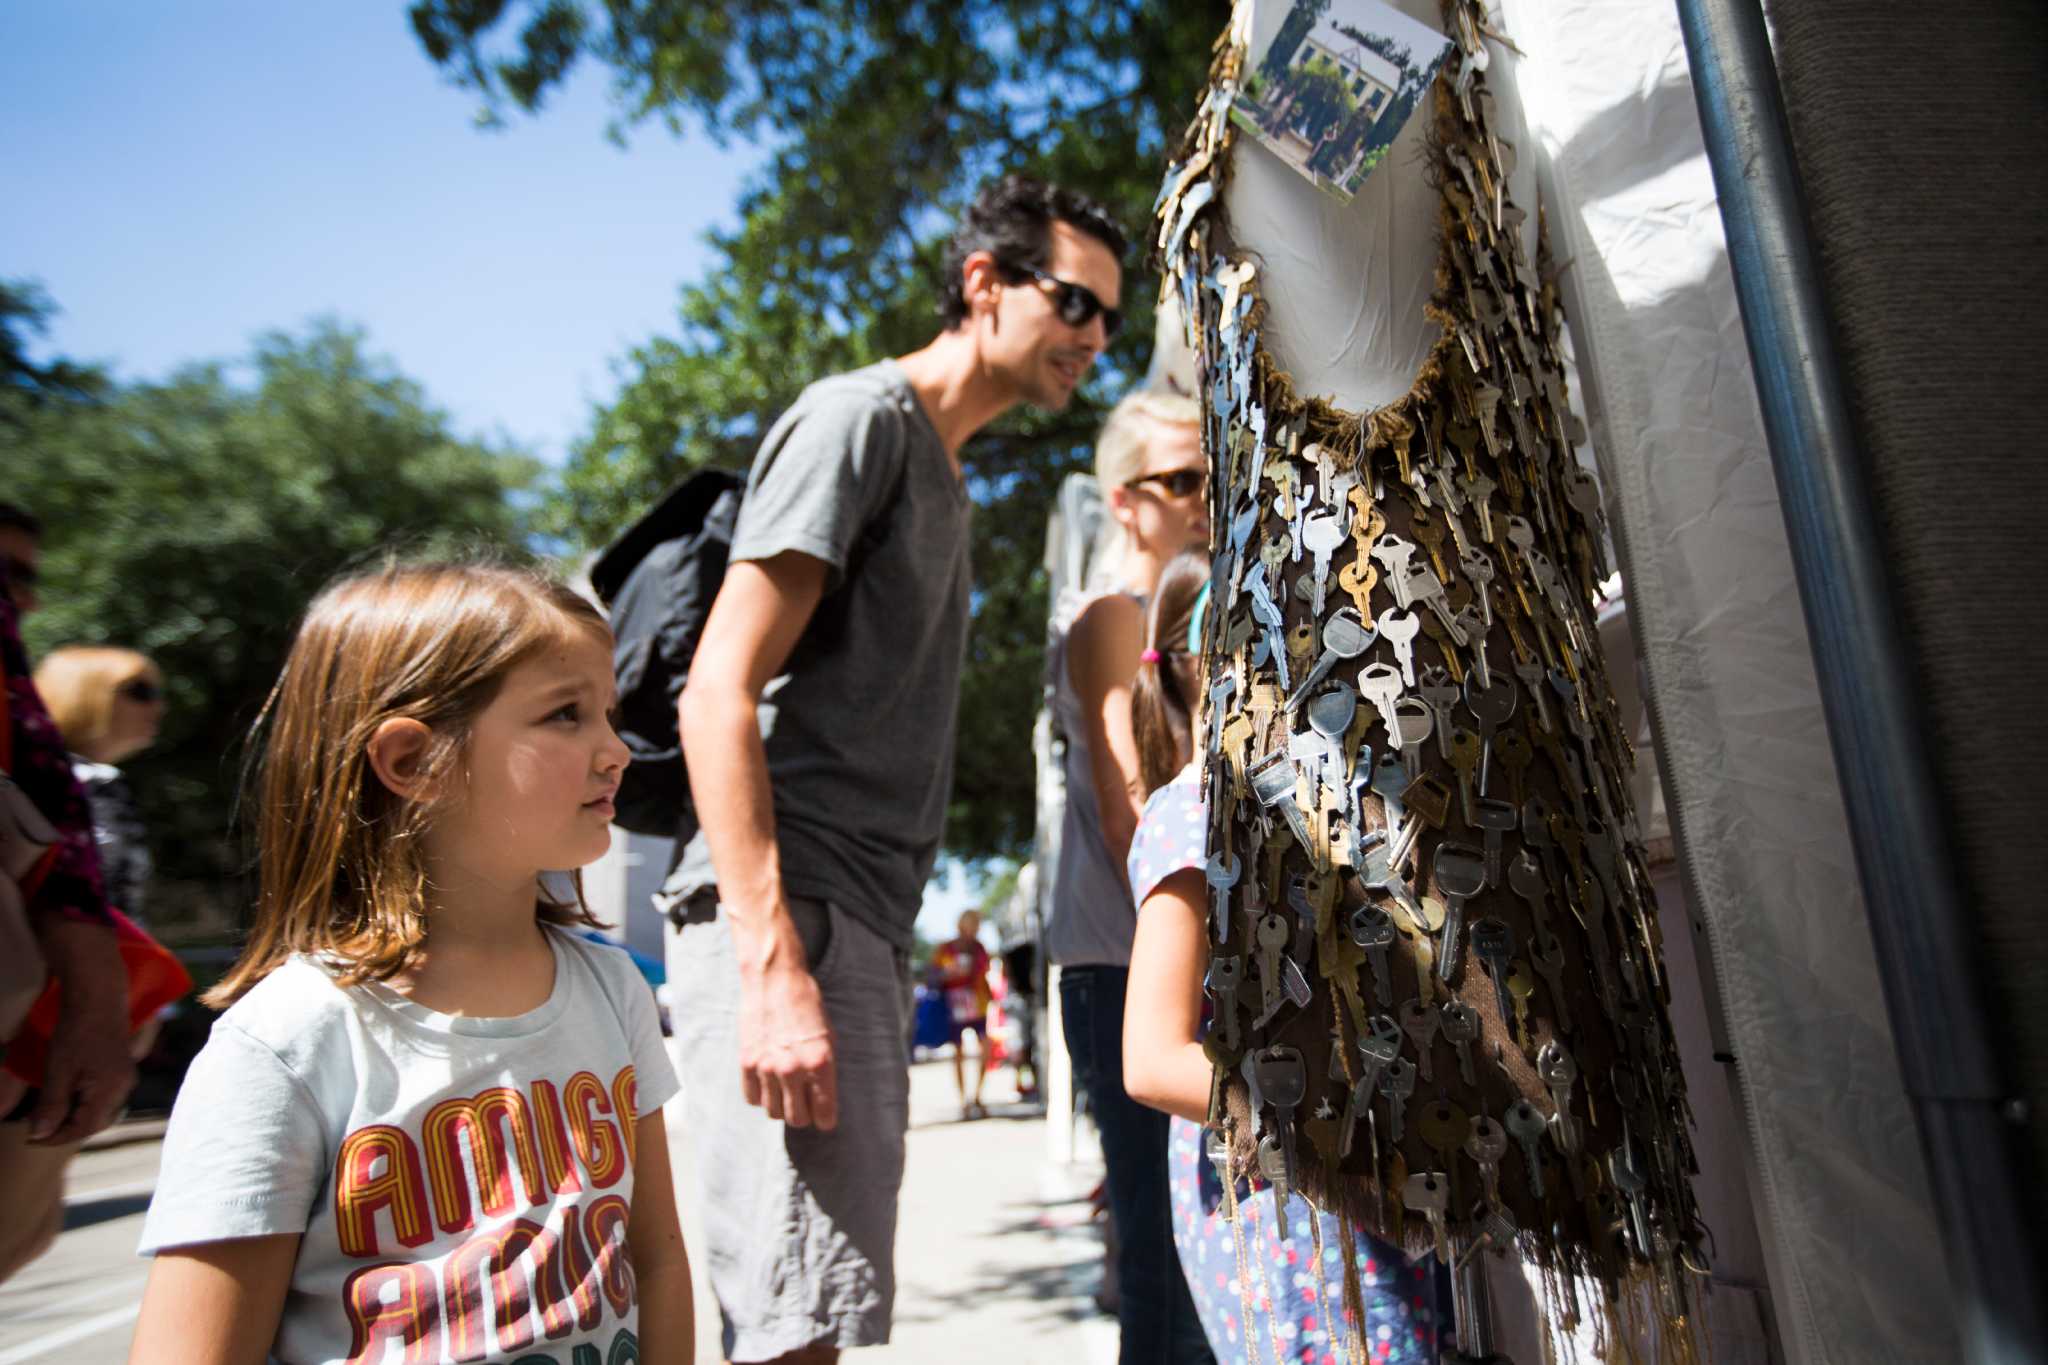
1113,421,1209,559
433,626,630,878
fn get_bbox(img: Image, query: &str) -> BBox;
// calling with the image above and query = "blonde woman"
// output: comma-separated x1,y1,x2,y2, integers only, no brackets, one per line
35,647,165,925
1045,386,1213,1361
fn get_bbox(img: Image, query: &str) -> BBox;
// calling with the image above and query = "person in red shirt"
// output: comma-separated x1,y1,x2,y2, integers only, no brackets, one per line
930,911,991,1119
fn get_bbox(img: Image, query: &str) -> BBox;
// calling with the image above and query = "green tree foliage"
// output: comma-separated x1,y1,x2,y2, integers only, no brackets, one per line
1259,0,1332,83
409,0,1228,861
6,319,540,930
1,279,105,427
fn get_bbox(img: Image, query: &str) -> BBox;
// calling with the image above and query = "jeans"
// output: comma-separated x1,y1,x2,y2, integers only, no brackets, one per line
1060,965,1214,1365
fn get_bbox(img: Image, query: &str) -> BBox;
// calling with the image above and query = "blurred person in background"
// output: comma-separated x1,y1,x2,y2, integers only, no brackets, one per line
930,909,991,1119
35,647,164,927
0,502,44,617
1043,391,1213,1361
0,505,133,1286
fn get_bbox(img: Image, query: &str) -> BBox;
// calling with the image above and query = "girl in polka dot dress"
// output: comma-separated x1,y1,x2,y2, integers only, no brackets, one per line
1121,551,1439,1365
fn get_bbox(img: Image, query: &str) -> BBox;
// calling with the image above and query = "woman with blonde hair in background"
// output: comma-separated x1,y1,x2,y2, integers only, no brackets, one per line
1045,387,1214,1361
35,646,165,925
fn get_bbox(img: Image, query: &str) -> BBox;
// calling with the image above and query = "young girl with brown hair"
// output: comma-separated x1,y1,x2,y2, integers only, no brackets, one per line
130,559,692,1364
1121,551,1439,1365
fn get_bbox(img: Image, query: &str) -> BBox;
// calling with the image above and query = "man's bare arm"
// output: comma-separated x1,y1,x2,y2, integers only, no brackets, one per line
678,551,841,1130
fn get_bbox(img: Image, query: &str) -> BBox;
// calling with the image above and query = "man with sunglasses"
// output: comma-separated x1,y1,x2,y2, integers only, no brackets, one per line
671,174,1125,1364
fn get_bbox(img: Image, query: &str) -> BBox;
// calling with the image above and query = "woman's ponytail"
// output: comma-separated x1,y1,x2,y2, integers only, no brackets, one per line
1131,551,1212,795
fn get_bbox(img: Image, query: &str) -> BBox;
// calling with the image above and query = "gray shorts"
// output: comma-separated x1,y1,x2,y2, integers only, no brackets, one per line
666,895,911,1361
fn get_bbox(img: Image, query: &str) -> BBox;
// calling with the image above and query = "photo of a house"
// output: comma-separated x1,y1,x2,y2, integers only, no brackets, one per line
1231,0,1454,202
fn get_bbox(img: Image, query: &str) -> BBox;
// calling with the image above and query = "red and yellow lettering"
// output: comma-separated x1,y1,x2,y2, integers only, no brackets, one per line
422,1088,547,1233
554,1194,607,1332
531,1079,584,1197
444,1219,543,1358
342,1261,441,1364
610,1067,639,1164
564,1072,625,1189
334,1126,432,1259
586,1194,636,1319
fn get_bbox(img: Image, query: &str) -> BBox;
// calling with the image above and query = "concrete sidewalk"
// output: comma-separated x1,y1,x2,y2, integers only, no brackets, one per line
671,1053,1118,1364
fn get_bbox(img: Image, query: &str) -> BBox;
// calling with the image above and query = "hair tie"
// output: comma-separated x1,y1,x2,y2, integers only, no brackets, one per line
1140,648,1162,664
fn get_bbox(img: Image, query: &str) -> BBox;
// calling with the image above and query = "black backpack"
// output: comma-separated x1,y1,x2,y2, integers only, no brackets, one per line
588,469,746,839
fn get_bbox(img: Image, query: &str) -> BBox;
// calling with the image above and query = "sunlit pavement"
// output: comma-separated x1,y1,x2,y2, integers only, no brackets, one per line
0,1058,1116,1365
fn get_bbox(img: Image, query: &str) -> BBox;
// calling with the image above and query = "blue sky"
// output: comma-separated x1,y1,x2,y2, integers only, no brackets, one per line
1,1,755,464
2,2,999,937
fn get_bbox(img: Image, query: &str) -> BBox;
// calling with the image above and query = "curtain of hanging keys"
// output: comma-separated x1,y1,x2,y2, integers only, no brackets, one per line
1155,0,1706,1300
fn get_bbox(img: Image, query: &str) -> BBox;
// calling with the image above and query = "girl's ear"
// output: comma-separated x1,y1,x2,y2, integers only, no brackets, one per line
1106,480,1137,529
366,718,435,799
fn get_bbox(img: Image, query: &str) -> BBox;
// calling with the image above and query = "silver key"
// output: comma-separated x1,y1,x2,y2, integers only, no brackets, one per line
1466,1114,1509,1212
1301,512,1346,615
1370,533,1417,608
1454,603,1492,689
1458,547,1497,629
1203,955,1243,1053
1257,1132,1293,1215
1461,673,1518,792
1462,472,1498,542
1503,514,1536,559
1389,696,1434,779
1537,1041,1581,1154
1470,917,1515,1030
1285,607,1375,711
1349,906,1397,1005
1531,929,1573,1034
1376,1055,1415,1145
1401,563,1467,646
1376,606,1421,686
1609,1125,1653,1259
1357,662,1405,733
1440,999,1480,1086
1248,752,1313,850
1504,1097,1548,1200
1419,664,1459,762
1432,842,1487,982
1514,657,1554,733
1402,1169,1452,1264
1399,998,1440,1083
1508,847,1550,931
1360,843,1426,931
1347,1018,1403,1155
1473,797,1517,886
1255,911,1288,1015
1371,755,1413,857
1205,852,1240,946
1306,683,1357,781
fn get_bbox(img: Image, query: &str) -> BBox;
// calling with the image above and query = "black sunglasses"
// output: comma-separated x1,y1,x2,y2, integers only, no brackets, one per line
1000,263,1123,340
118,679,162,703
1125,468,1207,499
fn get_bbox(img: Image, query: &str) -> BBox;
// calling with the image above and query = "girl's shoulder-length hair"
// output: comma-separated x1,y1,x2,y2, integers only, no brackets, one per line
205,556,610,1008
32,645,159,755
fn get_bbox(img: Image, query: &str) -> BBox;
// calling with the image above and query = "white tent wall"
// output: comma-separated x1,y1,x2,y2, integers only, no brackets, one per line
1492,1,1953,1358
1214,0,1957,1357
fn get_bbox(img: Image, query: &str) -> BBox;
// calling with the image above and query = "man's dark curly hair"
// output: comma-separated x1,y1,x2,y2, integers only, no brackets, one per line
937,175,1128,330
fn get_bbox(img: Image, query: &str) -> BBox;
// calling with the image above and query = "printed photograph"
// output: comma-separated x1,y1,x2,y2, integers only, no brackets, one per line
1231,0,1456,201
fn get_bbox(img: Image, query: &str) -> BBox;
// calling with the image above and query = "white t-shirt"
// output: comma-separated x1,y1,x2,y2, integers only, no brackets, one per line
139,927,680,1365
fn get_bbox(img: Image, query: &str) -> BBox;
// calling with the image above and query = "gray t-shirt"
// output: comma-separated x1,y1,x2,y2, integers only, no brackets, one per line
139,928,679,1364
669,360,971,951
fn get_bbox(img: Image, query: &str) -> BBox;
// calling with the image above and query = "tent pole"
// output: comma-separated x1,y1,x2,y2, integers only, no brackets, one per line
1674,0,2045,1355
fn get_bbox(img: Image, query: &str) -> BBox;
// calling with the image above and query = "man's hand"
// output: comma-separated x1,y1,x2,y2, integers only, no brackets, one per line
735,916,839,1131
29,918,135,1144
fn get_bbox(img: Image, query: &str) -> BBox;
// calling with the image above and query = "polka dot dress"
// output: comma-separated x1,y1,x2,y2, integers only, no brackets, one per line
1130,766,1440,1365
